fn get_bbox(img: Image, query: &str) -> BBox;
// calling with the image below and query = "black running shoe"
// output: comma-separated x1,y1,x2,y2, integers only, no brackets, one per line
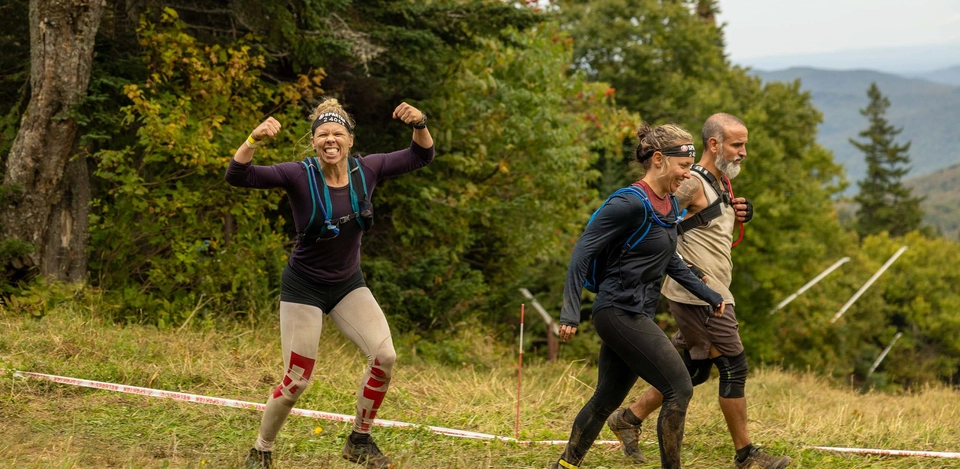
246,448,272,469
735,447,792,469
605,408,647,463
342,433,394,469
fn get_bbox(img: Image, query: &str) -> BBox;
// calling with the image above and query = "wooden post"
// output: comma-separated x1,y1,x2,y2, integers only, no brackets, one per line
518,288,559,362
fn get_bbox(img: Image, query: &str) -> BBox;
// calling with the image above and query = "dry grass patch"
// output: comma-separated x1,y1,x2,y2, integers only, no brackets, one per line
2,301,959,468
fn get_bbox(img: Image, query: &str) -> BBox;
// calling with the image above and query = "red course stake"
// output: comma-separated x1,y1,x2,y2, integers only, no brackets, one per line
515,303,525,440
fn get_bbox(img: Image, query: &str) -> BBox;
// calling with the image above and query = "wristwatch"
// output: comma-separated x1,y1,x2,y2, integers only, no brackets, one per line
412,113,428,129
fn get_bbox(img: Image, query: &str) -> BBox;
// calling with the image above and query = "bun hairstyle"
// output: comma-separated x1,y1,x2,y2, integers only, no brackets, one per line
308,97,356,135
634,122,694,170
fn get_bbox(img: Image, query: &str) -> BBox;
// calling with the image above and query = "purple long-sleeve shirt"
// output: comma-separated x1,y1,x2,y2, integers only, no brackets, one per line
225,142,434,285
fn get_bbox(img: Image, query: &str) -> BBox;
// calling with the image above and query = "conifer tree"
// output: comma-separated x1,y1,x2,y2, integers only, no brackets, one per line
851,82,924,238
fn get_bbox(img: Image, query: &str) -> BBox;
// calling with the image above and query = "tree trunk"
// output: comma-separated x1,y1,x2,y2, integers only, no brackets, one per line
39,154,90,281
0,0,104,281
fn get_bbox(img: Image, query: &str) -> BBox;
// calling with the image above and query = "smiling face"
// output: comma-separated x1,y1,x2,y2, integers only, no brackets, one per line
663,151,694,193
648,141,695,194
715,124,748,179
311,122,354,166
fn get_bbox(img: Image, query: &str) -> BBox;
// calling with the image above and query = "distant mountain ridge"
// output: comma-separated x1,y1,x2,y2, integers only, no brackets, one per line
737,42,960,75
752,67,960,186
909,65,960,87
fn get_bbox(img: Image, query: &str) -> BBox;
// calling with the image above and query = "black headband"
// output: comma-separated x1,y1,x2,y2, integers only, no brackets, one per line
661,143,696,157
311,112,351,134
639,143,696,162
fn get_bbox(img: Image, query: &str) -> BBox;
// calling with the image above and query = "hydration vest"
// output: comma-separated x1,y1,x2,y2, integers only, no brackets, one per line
298,156,373,243
583,184,680,293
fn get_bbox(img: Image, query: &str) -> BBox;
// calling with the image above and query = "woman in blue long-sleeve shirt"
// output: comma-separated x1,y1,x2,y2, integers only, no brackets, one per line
551,122,724,469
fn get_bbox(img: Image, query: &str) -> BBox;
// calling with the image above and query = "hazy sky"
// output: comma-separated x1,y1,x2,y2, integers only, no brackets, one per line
716,0,960,62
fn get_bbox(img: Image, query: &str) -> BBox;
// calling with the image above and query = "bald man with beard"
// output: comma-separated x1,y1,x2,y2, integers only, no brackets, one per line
605,113,793,469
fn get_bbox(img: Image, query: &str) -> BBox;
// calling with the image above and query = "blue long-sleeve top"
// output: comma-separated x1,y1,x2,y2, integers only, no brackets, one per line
560,188,723,327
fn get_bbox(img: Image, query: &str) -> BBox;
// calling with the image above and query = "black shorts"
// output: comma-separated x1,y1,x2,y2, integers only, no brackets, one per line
280,264,366,313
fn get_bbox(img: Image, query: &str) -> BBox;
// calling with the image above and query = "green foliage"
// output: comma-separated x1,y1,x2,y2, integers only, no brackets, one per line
561,0,730,128
88,10,312,325
771,231,960,387
2,279,84,318
364,23,636,331
851,82,925,238
906,163,960,239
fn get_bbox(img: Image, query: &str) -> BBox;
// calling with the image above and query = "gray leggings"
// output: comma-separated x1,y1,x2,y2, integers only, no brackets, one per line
254,272,395,452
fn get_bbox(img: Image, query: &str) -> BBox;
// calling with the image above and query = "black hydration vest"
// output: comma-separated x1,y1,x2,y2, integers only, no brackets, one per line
677,165,732,235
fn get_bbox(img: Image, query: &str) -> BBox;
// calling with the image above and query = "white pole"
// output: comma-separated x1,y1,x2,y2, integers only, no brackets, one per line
831,246,908,323
770,257,850,314
867,332,903,376
518,288,559,335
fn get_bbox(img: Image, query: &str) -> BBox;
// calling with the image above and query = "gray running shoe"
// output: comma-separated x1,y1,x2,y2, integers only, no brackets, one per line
735,447,792,469
605,408,647,463
342,434,394,469
246,448,272,469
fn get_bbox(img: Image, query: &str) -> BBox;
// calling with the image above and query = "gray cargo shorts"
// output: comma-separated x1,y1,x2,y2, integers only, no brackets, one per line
669,299,744,360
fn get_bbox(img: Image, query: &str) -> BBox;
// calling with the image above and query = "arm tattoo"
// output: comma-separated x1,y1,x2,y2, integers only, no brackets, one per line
674,178,701,209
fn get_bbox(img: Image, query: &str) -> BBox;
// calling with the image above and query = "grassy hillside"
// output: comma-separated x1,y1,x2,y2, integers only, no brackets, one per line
753,67,960,187
3,302,960,467
906,162,960,239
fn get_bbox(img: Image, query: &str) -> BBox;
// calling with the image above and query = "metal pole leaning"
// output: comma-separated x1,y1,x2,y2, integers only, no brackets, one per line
519,288,559,362
867,332,903,376
770,257,850,314
831,246,908,324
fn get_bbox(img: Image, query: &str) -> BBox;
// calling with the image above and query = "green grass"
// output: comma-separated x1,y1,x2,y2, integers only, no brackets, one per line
2,300,959,468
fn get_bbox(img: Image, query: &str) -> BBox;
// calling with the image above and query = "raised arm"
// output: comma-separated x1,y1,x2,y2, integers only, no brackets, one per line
393,102,433,149
225,117,295,189
233,117,281,165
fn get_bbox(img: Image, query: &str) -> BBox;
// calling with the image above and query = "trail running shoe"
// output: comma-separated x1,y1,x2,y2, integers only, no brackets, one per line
342,433,395,469
246,448,272,469
735,447,793,469
605,408,648,463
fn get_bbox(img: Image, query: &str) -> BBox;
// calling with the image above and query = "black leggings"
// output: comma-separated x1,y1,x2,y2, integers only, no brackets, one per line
562,307,693,469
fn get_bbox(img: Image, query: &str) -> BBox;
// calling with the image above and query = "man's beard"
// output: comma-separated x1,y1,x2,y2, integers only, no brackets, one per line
716,155,742,179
